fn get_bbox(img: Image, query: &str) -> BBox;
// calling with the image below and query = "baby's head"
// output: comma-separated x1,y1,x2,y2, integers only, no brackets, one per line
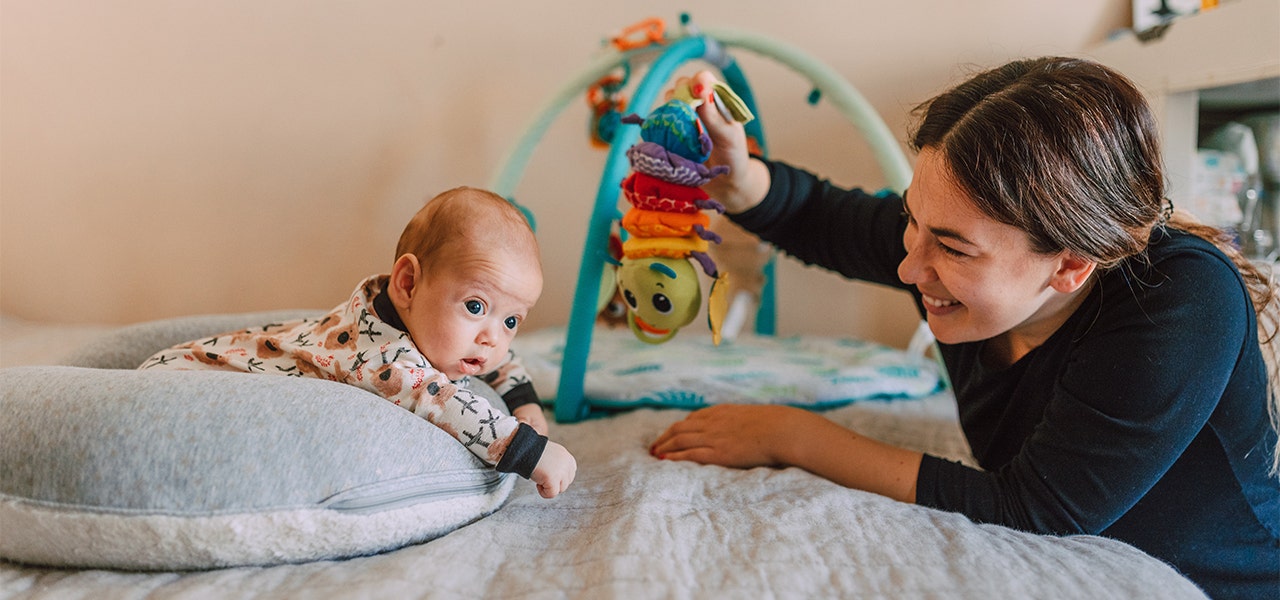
386,186,543,381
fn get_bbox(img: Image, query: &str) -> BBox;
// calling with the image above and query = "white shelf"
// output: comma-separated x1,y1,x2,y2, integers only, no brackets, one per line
1092,0,1279,94
1088,0,1280,207
1199,77,1280,110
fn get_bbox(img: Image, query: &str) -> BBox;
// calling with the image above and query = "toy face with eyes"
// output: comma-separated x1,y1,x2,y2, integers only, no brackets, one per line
614,256,701,344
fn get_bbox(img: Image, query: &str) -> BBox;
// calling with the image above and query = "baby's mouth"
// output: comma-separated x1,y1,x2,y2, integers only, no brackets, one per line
461,357,486,374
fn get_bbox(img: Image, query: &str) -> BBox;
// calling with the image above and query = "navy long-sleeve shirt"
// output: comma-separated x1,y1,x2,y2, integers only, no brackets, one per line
731,160,1280,599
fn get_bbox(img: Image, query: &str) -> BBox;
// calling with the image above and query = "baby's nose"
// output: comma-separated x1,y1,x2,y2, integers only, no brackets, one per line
476,323,500,346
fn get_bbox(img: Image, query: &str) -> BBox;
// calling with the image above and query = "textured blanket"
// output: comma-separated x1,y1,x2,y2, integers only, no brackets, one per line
1,389,1205,599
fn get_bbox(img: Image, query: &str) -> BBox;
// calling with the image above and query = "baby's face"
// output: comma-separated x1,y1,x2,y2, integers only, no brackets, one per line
402,249,542,381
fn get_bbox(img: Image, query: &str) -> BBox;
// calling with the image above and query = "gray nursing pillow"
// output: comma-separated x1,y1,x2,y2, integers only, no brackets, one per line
0,311,516,570
58,310,324,371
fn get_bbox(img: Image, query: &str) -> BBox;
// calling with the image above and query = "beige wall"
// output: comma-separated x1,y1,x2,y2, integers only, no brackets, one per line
0,1,1128,348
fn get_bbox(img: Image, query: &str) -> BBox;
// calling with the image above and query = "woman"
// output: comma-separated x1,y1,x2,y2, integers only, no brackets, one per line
650,58,1279,598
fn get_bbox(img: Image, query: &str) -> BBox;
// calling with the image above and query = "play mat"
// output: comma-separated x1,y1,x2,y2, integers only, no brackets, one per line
489,14,940,422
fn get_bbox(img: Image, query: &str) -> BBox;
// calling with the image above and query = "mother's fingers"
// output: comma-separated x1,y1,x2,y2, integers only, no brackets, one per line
649,407,739,459
689,71,720,96
649,425,696,456
651,425,711,457
661,446,723,465
650,407,718,448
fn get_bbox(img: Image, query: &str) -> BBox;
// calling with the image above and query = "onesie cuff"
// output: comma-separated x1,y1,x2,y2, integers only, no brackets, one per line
501,382,541,412
495,423,547,479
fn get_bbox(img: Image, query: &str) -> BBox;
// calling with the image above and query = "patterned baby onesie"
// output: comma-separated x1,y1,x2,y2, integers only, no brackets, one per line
138,275,546,477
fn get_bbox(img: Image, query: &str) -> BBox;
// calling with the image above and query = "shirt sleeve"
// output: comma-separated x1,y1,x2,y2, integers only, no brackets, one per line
479,350,541,412
355,342,542,476
729,159,912,290
916,247,1254,534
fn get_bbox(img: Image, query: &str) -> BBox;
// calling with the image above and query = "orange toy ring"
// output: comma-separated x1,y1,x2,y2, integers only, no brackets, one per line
610,18,665,51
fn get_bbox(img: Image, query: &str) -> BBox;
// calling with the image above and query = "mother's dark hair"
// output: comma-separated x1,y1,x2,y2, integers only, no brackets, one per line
909,56,1164,269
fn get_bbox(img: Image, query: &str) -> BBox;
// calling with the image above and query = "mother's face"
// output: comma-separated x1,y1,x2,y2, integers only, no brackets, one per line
896,148,1093,352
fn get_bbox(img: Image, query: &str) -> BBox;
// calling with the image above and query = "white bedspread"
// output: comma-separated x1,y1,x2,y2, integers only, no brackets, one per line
0,319,1205,599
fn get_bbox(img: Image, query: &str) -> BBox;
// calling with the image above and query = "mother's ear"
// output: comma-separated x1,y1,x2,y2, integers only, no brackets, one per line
388,254,422,312
1049,252,1097,294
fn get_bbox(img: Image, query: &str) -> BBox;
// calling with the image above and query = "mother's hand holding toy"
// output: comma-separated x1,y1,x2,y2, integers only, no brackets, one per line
610,74,757,345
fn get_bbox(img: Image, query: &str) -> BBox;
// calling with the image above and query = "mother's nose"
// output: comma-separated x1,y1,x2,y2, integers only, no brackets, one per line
897,237,934,286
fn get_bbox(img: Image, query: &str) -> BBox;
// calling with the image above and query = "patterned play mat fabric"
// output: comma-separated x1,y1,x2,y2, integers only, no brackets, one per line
513,327,945,411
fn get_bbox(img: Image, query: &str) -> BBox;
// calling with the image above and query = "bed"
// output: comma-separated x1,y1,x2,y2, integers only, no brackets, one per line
0,18,1213,599
0,314,1206,599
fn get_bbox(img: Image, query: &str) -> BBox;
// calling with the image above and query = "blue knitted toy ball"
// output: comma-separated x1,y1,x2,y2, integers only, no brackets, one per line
638,100,711,163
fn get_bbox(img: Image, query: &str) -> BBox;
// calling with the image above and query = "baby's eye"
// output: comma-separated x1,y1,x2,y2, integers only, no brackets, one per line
465,300,485,315
504,316,519,330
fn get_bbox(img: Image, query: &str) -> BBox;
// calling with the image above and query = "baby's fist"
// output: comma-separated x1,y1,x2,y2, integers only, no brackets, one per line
531,441,576,499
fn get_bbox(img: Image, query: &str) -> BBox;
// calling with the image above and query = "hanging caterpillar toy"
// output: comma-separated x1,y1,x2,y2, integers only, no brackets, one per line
611,79,754,345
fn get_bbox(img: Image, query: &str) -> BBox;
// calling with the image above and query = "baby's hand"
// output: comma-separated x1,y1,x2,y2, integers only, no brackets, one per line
531,441,576,499
513,403,549,436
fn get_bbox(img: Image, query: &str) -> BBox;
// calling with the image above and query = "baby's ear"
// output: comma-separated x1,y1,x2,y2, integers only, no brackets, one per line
388,254,422,308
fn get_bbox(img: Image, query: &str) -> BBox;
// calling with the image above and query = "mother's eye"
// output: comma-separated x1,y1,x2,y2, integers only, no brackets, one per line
937,242,968,257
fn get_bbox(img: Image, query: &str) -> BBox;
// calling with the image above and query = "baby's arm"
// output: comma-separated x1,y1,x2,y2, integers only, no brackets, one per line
371,350,576,496
513,403,549,436
481,350,548,434
388,369,524,464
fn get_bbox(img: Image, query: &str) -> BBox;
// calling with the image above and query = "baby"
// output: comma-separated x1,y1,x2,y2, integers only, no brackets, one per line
139,186,576,498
